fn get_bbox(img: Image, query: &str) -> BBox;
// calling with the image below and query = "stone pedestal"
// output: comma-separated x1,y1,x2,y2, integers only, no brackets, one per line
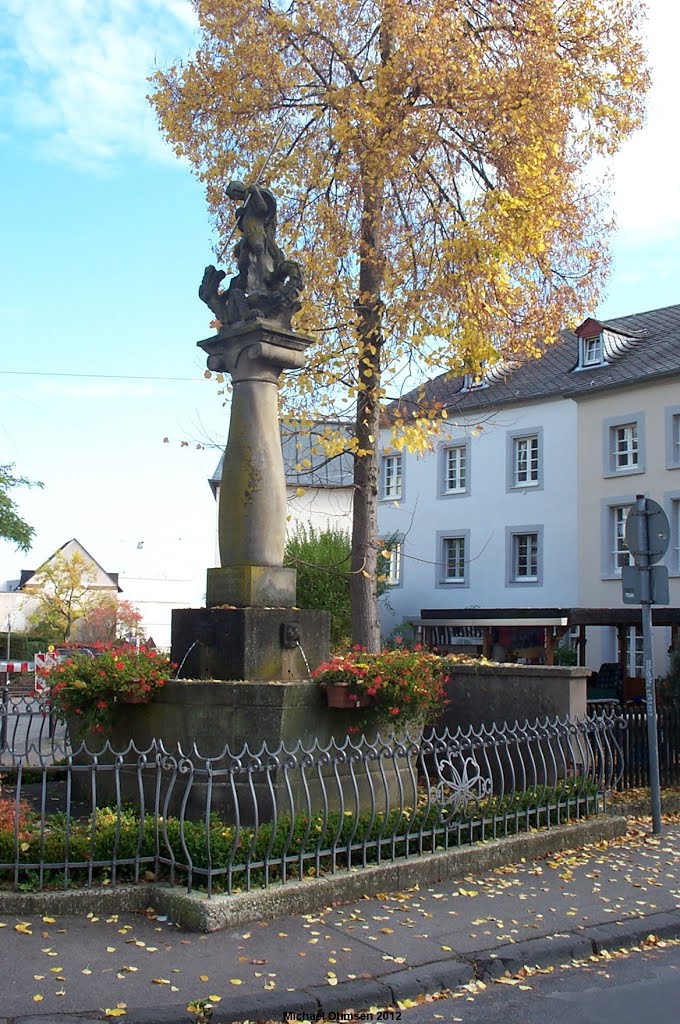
206,566,296,608
171,606,330,682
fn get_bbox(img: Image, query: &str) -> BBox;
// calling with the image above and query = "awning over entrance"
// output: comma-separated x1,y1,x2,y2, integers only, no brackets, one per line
420,607,680,627
418,606,680,667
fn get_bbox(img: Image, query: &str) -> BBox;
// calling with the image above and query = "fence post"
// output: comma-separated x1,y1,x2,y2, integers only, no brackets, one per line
0,686,7,752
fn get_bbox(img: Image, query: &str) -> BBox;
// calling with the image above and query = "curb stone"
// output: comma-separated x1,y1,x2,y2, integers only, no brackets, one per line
400,960,475,994
475,933,594,975
8,912,680,1024
13,1018,105,1024
308,979,394,1015
586,911,680,953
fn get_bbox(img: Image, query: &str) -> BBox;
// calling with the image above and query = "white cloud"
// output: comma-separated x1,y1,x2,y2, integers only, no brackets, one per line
2,0,199,170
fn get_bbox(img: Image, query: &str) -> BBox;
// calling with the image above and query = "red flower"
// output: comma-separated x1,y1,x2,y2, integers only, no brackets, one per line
389,707,400,716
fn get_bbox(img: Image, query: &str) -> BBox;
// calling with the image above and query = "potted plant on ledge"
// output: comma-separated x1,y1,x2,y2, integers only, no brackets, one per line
41,643,173,735
313,644,450,734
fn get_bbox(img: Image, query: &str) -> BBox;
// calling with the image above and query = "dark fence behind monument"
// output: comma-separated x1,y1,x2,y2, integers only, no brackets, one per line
0,693,623,895
615,705,680,789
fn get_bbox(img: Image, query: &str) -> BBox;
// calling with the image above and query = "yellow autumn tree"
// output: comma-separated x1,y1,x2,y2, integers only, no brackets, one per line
150,0,649,650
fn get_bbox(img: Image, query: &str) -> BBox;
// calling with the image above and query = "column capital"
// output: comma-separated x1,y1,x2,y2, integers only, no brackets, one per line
198,320,314,384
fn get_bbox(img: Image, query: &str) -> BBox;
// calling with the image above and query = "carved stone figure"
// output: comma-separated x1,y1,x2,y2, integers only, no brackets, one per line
199,181,304,330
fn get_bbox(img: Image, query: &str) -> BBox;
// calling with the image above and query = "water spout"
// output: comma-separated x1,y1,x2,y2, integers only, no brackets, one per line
174,640,199,679
295,641,312,680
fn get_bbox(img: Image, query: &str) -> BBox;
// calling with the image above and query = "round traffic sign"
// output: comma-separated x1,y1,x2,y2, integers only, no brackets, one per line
625,498,670,564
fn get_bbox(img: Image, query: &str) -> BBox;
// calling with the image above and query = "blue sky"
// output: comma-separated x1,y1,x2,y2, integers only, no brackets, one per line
1,0,679,598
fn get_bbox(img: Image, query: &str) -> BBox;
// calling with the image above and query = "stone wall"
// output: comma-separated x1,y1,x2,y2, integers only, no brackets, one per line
439,662,589,731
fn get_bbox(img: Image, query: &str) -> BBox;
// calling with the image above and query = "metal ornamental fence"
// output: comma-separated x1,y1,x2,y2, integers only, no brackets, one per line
615,705,680,789
0,694,623,895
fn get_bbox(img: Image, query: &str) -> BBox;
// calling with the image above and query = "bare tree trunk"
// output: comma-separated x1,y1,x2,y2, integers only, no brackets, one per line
350,178,384,653
349,21,393,653
350,360,381,651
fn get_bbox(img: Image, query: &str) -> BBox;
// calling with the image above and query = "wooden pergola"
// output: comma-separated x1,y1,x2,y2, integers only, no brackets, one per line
419,606,680,670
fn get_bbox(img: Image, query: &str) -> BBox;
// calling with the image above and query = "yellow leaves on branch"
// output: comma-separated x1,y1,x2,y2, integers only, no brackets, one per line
149,0,649,447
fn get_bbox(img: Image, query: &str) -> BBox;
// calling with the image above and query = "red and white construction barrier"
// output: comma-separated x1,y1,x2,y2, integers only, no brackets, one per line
0,652,58,694
0,661,34,673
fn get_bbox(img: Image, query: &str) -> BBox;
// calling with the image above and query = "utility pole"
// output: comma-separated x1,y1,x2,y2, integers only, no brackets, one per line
636,496,662,833
623,495,671,835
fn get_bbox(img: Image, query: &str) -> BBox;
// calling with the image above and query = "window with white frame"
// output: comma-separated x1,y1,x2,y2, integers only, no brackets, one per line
511,531,539,581
619,626,644,677
613,423,638,471
383,541,402,586
443,444,467,493
611,503,632,575
603,413,644,477
513,434,539,487
380,453,402,500
442,536,466,583
671,496,680,574
667,408,680,469
581,334,604,366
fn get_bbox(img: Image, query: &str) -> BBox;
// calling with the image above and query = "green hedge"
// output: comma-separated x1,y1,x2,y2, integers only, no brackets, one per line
0,779,598,892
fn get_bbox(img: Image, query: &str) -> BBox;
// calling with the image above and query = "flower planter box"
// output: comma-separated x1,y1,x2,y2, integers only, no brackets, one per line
325,682,374,709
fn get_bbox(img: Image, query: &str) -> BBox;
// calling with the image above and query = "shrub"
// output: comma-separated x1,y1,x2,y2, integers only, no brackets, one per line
285,524,353,648
659,644,680,707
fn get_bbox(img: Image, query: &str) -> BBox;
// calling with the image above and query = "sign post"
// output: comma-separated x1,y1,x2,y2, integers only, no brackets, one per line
624,496,671,834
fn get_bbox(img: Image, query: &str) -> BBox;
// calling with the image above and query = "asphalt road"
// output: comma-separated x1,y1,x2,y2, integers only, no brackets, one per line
393,941,680,1024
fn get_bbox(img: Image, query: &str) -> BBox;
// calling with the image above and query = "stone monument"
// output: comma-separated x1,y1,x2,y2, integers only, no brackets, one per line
171,180,330,684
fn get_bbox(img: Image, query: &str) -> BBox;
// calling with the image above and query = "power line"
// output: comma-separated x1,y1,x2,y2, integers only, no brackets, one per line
0,369,208,383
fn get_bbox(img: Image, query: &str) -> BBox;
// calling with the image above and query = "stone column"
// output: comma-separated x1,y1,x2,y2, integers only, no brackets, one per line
198,320,313,610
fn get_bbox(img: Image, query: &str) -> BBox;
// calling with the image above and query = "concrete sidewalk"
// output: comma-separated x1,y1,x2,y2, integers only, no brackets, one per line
1,816,679,1024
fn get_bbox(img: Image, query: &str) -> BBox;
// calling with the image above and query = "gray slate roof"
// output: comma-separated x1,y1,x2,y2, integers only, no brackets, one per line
391,303,680,416
209,421,354,495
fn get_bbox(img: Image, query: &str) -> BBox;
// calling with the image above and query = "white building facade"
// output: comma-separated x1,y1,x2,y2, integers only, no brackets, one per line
378,396,579,623
378,304,680,676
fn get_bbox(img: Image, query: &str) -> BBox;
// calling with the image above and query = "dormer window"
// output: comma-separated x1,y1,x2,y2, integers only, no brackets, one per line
461,372,487,392
574,317,644,371
581,334,604,366
461,358,515,392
